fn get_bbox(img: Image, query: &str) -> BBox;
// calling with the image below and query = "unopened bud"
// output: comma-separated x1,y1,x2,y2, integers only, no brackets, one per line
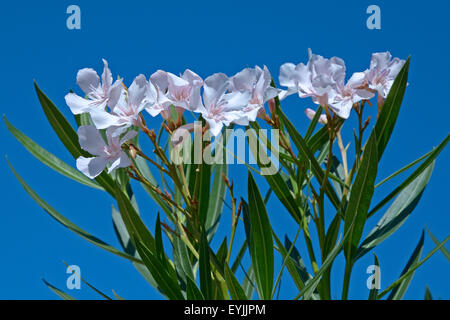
305,108,327,125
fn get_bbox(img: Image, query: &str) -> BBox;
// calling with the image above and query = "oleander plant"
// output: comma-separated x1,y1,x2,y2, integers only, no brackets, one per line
5,50,449,300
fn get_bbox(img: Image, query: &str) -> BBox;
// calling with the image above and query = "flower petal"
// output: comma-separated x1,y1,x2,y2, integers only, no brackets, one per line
76,156,108,179
77,68,100,95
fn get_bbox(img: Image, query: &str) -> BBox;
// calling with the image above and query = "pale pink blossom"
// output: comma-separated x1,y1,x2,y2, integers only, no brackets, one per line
65,59,123,115
76,125,136,179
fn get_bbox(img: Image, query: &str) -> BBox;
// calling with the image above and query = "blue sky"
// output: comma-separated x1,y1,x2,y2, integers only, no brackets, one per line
0,0,448,299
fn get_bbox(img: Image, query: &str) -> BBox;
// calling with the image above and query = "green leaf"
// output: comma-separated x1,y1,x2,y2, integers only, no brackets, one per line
154,213,168,268
368,254,380,300
374,57,410,161
378,234,449,299
284,235,312,286
205,162,227,240
4,116,102,191
112,206,159,288
424,286,433,300
172,227,195,282
244,172,274,300
294,232,346,300
247,126,303,224
277,109,340,209
356,163,434,260
186,277,205,300
224,264,248,300
115,184,155,253
42,279,76,300
34,81,116,196
344,132,378,262
199,229,213,299
63,262,112,300
135,240,184,300
426,227,450,261
388,231,424,300
231,241,248,273
369,133,449,217
272,232,307,292
242,265,256,299
7,158,140,264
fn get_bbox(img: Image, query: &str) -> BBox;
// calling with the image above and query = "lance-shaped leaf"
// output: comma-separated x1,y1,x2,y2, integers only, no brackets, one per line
243,173,274,300
378,235,449,299
4,116,102,191
186,277,205,300
277,109,340,209
426,227,450,261
369,133,449,217
224,264,248,300
135,240,184,300
7,158,140,264
34,81,115,195
356,162,434,260
42,279,76,300
272,232,307,292
424,286,433,300
199,229,213,299
112,206,160,289
368,253,380,300
115,183,155,253
387,231,424,300
205,162,227,240
344,132,378,262
374,57,410,161
247,127,303,224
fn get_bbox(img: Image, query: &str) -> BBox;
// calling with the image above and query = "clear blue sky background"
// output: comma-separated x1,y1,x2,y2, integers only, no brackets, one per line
0,0,448,299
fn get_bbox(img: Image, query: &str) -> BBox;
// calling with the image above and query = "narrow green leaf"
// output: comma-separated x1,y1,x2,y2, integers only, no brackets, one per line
186,277,205,300
115,184,155,253
63,262,112,300
205,162,227,240
135,241,184,300
374,57,410,161
378,235,449,299
4,116,102,191
155,213,168,268
344,132,378,262
368,254,380,300
42,279,76,300
426,227,450,261
112,206,159,288
247,127,302,224
199,229,213,299
272,232,306,292
388,231,424,300
224,264,248,300
356,163,434,260
369,133,449,217
231,241,248,273
424,286,433,300
7,158,140,264
245,172,274,299
277,109,340,209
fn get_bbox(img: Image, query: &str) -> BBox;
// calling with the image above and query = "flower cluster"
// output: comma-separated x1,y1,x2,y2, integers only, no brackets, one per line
66,51,404,178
